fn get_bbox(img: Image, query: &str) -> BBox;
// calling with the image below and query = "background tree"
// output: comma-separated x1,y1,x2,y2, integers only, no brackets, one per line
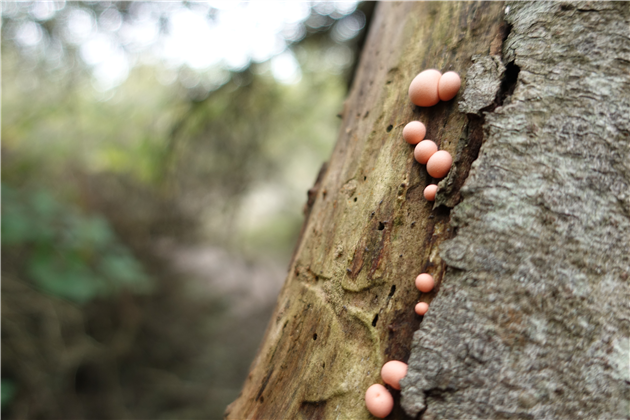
226,2,629,419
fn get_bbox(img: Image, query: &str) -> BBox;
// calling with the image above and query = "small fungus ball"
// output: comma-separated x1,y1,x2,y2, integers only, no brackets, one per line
413,140,438,164
408,69,442,107
403,121,426,145
426,150,453,178
415,273,435,293
365,384,394,418
415,302,429,316
381,361,408,390
423,184,438,201
438,71,461,101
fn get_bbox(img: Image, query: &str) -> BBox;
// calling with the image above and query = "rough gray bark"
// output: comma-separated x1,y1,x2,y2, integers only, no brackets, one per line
401,2,630,419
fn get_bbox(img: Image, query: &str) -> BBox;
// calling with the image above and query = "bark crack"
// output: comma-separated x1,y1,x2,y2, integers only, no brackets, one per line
435,20,520,210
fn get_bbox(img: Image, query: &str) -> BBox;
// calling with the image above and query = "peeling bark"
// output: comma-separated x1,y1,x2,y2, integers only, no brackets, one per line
227,2,629,419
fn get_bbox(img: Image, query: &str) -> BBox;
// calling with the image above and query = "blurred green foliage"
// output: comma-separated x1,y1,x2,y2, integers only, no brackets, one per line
2,184,151,303
166,60,346,255
1,40,346,257
1,2,370,418
1,45,181,190
1,379,16,410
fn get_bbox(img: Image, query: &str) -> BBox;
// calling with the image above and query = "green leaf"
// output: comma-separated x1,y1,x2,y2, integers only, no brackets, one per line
27,250,103,304
1,184,57,245
72,216,114,250
1,204,32,245
98,253,149,292
3,185,153,303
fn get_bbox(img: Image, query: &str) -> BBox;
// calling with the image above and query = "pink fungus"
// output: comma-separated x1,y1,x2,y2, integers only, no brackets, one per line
415,273,435,293
415,302,429,316
365,384,394,418
426,150,453,178
408,69,441,107
381,361,408,390
413,140,438,164
423,184,438,201
438,71,461,101
403,121,426,145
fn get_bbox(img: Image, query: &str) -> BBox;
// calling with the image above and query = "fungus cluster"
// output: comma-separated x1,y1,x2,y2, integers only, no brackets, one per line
363,272,435,418
364,68,461,418
414,273,434,315
403,70,460,139
409,69,461,105
364,362,408,418
406,69,460,203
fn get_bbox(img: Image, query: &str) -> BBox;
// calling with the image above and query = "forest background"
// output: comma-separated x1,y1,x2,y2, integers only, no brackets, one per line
1,1,373,418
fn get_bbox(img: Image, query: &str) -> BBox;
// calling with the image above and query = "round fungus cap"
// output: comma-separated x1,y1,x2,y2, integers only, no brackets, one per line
403,121,426,145
415,302,429,316
365,384,394,418
426,150,453,178
415,273,435,293
408,69,441,107
381,361,408,390
423,184,438,201
414,140,438,164
438,71,461,101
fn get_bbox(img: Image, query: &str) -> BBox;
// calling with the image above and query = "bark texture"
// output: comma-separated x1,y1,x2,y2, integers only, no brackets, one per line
226,2,508,419
227,2,630,420
401,2,630,419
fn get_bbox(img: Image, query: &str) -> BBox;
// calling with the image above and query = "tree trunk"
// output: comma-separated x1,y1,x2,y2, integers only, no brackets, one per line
226,2,629,419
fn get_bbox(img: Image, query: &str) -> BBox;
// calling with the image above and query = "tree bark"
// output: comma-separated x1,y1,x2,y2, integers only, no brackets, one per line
402,2,630,419
226,2,629,419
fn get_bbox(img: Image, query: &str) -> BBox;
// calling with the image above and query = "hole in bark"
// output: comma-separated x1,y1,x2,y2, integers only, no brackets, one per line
299,400,328,418
372,314,379,327
256,368,274,402
260,396,264,403
388,285,396,297
313,333,318,340
425,388,454,402
497,62,521,106
354,197,357,202
364,176,367,181
386,124,393,132
377,222,385,230
502,22,513,43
